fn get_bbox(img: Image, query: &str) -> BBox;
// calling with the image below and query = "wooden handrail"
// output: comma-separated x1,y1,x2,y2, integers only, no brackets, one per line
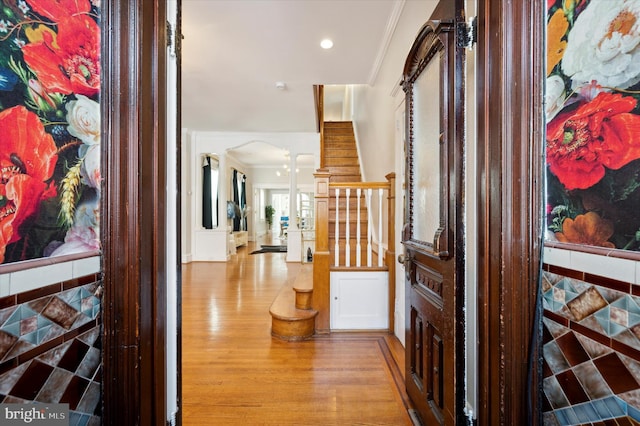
329,181,390,190
329,181,395,189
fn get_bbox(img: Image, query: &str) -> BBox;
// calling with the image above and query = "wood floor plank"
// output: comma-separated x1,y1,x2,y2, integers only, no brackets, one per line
182,243,412,425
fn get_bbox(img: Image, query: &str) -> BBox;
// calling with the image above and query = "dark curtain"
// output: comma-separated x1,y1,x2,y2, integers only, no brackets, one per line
202,156,212,229
241,175,247,231
233,169,240,231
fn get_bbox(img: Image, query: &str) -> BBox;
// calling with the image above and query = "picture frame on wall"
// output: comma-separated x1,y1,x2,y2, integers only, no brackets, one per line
0,0,101,271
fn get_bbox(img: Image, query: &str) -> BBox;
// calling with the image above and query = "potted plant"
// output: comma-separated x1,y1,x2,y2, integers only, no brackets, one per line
265,205,275,231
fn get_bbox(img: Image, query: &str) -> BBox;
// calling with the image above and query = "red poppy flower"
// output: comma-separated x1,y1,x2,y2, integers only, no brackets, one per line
554,212,615,248
546,92,640,190
26,0,91,22
0,106,58,263
22,14,100,96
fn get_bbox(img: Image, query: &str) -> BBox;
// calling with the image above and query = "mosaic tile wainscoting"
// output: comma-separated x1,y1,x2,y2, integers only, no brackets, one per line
0,273,102,425
542,265,640,425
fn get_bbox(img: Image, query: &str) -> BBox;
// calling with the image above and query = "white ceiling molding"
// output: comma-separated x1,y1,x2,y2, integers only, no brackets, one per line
367,0,406,86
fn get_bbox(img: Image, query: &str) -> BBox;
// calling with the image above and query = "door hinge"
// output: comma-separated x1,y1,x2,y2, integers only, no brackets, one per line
456,16,477,49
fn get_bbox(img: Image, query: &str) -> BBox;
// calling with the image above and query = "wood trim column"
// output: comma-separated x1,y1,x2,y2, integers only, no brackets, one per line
385,172,396,334
476,0,544,424
102,1,168,424
313,169,331,332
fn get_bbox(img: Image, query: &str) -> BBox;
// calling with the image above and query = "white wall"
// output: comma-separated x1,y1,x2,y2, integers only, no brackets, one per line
250,166,315,243
352,1,438,182
184,131,319,262
181,129,193,263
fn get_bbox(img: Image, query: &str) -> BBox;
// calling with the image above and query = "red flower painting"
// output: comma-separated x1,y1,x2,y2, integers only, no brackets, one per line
546,92,640,190
0,106,58,263
22,13,100,96
26,0,91,22
554,211,615,248
0,0,100,264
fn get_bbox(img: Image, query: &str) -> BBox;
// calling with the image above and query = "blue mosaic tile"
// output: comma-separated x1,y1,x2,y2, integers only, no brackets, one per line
613,396,628,416
594,306,629,337
591,397,614,420
6,306,37,325
628,403,640,422
58,289,81,312
553,408,570,425
2,321,20,337
544,280,581,313
74,412,89,426
81,296,100,319
600,395,625,418
611,295,640,327
0,305,17,326
555,406,580,425
572,401,599,423
21,330,38,345
544,343,571,376
37,326,52,344
68,411,83,426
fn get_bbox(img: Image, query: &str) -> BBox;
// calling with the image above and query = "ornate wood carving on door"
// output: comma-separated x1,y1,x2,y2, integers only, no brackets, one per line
401,1,465,424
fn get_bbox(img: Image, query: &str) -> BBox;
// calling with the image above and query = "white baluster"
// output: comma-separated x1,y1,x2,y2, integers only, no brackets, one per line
335,188,340,266
366,189,372,267
378,188,383,267
345,188,351,267
356,188,362,267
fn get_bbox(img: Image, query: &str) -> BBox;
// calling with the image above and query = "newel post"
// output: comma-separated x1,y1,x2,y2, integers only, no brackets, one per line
313,169,331,333
385,173,396,334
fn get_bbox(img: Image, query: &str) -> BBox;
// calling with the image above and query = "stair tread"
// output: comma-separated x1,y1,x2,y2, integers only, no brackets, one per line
270,268,317,321
270,290,318,321
292,264,313,293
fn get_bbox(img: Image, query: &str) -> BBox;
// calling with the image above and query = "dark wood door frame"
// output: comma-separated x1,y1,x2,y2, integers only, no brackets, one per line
476,1,544,424
101,1,170,424
98,0,544,424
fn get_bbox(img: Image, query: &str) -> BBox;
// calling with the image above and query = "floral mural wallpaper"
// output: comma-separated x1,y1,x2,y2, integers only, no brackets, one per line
546,0,640,251
0,0,100,265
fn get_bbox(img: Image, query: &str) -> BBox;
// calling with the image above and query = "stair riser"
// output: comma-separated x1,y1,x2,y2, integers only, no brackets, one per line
295,292,313,310
324,158,359,166
271,317,316,341
328,175,362,183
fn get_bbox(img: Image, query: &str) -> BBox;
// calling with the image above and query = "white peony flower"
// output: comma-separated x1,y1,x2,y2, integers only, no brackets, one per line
66,94,100,145
79,143,101,190
545,75,567,122
562,0,640,89
50,198,100,257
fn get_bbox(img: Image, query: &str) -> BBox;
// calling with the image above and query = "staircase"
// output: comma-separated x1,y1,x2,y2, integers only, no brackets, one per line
269,120,387,340
269,264,318,341
323,122,371,267
324,121,361,182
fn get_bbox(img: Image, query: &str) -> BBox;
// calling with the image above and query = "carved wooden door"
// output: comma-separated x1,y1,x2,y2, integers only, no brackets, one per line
401,1,465,424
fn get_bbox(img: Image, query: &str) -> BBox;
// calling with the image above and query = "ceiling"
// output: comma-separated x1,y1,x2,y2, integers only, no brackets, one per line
180,0,402,166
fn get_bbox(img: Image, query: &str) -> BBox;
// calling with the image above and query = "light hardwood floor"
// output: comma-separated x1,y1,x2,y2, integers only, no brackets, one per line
182,242,413,425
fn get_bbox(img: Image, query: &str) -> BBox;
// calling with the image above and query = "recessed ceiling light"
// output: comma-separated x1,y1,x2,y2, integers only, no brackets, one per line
320,39,333,49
